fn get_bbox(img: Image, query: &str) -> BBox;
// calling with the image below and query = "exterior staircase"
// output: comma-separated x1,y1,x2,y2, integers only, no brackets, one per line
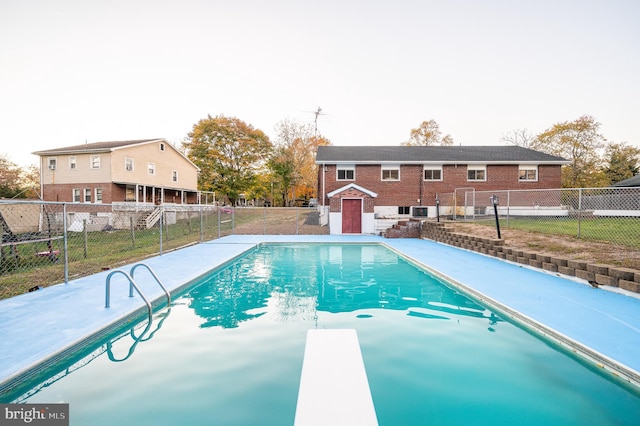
383,218,422,238
136,207,162,229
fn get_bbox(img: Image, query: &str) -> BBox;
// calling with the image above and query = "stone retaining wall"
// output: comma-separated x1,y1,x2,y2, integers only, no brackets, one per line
421,222,640,294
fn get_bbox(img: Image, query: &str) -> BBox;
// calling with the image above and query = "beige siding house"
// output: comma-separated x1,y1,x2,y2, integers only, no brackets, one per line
33,139,201,204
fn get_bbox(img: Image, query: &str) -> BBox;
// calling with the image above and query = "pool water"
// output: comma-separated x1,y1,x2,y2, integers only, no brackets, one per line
6,244,640,425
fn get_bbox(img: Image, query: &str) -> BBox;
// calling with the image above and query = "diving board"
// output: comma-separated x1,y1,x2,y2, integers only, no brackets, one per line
294,329,378,426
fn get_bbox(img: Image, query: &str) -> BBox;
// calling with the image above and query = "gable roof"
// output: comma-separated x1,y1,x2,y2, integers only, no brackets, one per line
32,138,167,155
611,174,640,187
316,145,569,164
32,138,200,171
327,183,378,198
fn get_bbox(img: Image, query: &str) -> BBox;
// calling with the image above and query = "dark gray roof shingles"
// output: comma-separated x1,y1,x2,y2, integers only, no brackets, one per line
316,145,568,163
32,139,164,155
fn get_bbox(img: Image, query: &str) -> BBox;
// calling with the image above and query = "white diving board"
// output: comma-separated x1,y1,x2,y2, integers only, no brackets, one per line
294,329,378,426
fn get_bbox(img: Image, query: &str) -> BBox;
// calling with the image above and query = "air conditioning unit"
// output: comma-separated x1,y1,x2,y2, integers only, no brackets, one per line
412,206,428,217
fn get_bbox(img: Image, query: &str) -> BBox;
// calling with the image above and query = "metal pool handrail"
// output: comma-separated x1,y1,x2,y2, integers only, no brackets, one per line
130,263,171,307
104,270,153,321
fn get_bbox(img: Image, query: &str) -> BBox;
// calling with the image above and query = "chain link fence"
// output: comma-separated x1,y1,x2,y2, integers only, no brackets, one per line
0,201,326,299
436,187,640,249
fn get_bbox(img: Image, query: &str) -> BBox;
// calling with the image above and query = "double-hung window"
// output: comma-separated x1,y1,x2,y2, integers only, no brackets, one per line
148,162,156,176
69,156,76,170
90,155,101,169
467,165,486,181
172,170,178,182
84,188,91,203
519,165,538,181
125,157,134,172
72,189,81,202
381,165,400,181
337,165,355,181
423,166,442,181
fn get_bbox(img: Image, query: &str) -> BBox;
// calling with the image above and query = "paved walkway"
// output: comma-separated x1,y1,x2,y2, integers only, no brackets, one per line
1,235,639,393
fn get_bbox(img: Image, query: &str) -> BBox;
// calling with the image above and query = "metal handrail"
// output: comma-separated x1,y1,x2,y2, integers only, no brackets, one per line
104,270,153,320
130,263,171,307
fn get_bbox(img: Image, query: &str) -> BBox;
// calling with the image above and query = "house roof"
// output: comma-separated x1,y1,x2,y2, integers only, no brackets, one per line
316,145,569,164
32,138,200,171
31,138,167,155
611,174,640,187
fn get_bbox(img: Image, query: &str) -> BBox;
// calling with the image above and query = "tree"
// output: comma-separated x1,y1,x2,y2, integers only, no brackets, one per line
0,155,25,198
603,142,640,185
532,115,607,188
500,128,535,148
182,115,272,205
402,119,454,146
271,119,331,205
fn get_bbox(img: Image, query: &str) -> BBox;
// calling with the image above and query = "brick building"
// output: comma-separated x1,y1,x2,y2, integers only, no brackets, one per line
316,145,569,235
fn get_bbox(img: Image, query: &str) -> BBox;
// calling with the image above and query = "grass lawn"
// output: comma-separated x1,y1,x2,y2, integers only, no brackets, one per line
475,216,640,250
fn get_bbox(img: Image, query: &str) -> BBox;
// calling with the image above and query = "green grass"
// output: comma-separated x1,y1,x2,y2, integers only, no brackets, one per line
0,209,309,300
476,216,640,249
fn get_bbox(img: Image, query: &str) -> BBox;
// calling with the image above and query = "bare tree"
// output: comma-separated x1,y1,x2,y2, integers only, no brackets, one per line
500,128,535,148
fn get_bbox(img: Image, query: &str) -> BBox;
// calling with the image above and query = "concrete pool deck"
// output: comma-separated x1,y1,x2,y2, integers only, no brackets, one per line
1,235,640,394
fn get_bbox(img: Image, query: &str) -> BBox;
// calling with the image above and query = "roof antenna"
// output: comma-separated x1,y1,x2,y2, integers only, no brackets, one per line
314,107,322,137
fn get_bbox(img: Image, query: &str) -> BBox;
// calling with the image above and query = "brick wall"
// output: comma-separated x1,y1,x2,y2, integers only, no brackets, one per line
318,164,564,207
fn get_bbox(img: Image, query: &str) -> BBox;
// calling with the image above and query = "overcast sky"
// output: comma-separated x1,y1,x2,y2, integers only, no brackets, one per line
1,0,638,166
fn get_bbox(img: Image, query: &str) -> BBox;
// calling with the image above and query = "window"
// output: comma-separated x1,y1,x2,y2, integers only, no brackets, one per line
160,142,165,151
172,170,178,182
48,158,57,170
381,165,400,181
398,206,410,215
72,189,81,202
337,166,355,180
423,167,442,180
125,157,134,172
467,166,486,181
84,188,91,203
90,155,101,169
69,156,76,170
95,188,103,203
148,162,156,175
519,165,538,181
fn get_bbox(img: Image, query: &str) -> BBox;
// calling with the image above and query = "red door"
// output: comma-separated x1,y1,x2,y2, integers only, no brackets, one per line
342,199,362,234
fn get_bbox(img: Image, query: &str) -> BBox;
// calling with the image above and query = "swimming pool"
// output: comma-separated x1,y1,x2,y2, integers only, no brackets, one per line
3,243,640,425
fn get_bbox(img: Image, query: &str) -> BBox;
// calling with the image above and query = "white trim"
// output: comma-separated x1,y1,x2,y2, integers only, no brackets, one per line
328,183,378,198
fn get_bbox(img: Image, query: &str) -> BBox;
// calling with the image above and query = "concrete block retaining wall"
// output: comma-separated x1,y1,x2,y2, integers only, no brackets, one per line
421,222,640,294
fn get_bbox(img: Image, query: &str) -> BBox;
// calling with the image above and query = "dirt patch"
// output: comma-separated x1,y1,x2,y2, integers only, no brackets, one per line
448,222,640,270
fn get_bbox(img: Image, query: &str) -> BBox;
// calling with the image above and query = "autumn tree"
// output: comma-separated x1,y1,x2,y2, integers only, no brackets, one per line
271,119,331,206
402,119,454,146
603,142,640,185
0,157,40,199
500,128,535,148
182,115,272,205
532,115,607,188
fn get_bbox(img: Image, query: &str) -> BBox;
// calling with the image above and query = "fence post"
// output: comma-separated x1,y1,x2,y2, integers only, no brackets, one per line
159,205,163,255
296,207,299,235
577,188,582,239
506,191,511,227
83,219,88,258
63,203,69,284
130,216,135,248
200,206,204,243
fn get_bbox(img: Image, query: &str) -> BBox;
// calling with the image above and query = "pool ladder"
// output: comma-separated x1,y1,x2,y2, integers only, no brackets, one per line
104,263,171,321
